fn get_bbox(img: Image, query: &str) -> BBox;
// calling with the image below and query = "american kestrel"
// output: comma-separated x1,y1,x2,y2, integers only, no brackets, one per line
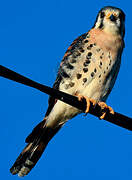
10,6,125,176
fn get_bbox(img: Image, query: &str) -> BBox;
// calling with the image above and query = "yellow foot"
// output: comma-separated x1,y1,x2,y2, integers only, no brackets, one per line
76,94,96,113
98,102,114,119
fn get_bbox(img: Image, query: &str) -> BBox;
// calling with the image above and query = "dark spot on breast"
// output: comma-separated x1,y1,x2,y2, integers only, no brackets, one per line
69,82,75,87
84,39,89,43
77,52,81,56
83,68,88,73
72,54,77,58
102,52,104,56
65,82,75,89
66,63,74,69
85,59,91,64
83,62,88,67
108,52,111,58
99,80,101,83
110,59,112,63
99,74,101,78
73,51,81,57
83,78,87,83
76,73,82,79
96,48,101,52
107,66,108,70
91,72,94,77
100,56,103,59
86,54,91,59
90,44,94,47
83,59,91,66
70,59,76,63
94,68,97,73
65,84,69,89
99,61,102,69
87,46,91,50
88,52,92,57
87,44,93,50
109,59,112,66
104,71,106,74
79,47,85,53
89,44,93,47
94,43,96,46
60,69,70,78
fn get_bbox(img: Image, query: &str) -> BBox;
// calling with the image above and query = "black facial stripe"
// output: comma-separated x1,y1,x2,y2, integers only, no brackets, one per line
100,11,105,18
98,17,104,29
119,13,125,21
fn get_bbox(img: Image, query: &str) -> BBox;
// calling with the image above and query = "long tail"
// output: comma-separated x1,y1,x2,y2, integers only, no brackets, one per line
10,120,61,177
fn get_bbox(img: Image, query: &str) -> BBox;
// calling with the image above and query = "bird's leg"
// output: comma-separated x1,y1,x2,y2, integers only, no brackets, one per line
75,93,96,114
98,102,114,119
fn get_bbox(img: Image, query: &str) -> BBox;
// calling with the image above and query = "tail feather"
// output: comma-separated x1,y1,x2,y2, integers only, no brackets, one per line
25,120,46,143
10,121,61,177
10,141,46,176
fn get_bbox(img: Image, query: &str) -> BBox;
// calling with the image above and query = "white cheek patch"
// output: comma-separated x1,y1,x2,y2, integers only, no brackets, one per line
116,18,121,27
95,16,102,28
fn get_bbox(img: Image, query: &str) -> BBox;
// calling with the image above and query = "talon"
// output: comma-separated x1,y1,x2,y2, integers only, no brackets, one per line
85,98,90,113
75,93,96,114
100,112,106,119
77,94,84,101
91,99,97,106
98,102,114,119
108,106,114,115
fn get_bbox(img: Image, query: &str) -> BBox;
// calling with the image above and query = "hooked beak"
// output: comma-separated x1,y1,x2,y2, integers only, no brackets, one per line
106,12,117,22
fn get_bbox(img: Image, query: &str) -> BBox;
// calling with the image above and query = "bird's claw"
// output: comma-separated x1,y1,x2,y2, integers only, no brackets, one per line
98,102,114,119
76,94,96,114
75,93,114,119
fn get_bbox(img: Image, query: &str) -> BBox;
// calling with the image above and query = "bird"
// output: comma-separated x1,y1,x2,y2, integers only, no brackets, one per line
10,6,125,177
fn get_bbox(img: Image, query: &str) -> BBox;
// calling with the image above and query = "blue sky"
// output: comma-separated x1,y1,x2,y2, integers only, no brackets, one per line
1,0,132,179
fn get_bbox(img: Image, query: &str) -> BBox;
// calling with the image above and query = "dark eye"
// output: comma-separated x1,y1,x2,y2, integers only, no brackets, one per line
100,12,105,18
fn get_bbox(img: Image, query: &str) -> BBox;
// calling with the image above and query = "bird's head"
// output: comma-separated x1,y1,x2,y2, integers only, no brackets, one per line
94,6,125,38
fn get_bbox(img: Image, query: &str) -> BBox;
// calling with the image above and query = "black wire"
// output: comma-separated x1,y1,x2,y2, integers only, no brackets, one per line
0,65,132,131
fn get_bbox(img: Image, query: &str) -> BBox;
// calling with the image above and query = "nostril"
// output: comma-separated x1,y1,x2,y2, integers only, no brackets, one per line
110,14,116,22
